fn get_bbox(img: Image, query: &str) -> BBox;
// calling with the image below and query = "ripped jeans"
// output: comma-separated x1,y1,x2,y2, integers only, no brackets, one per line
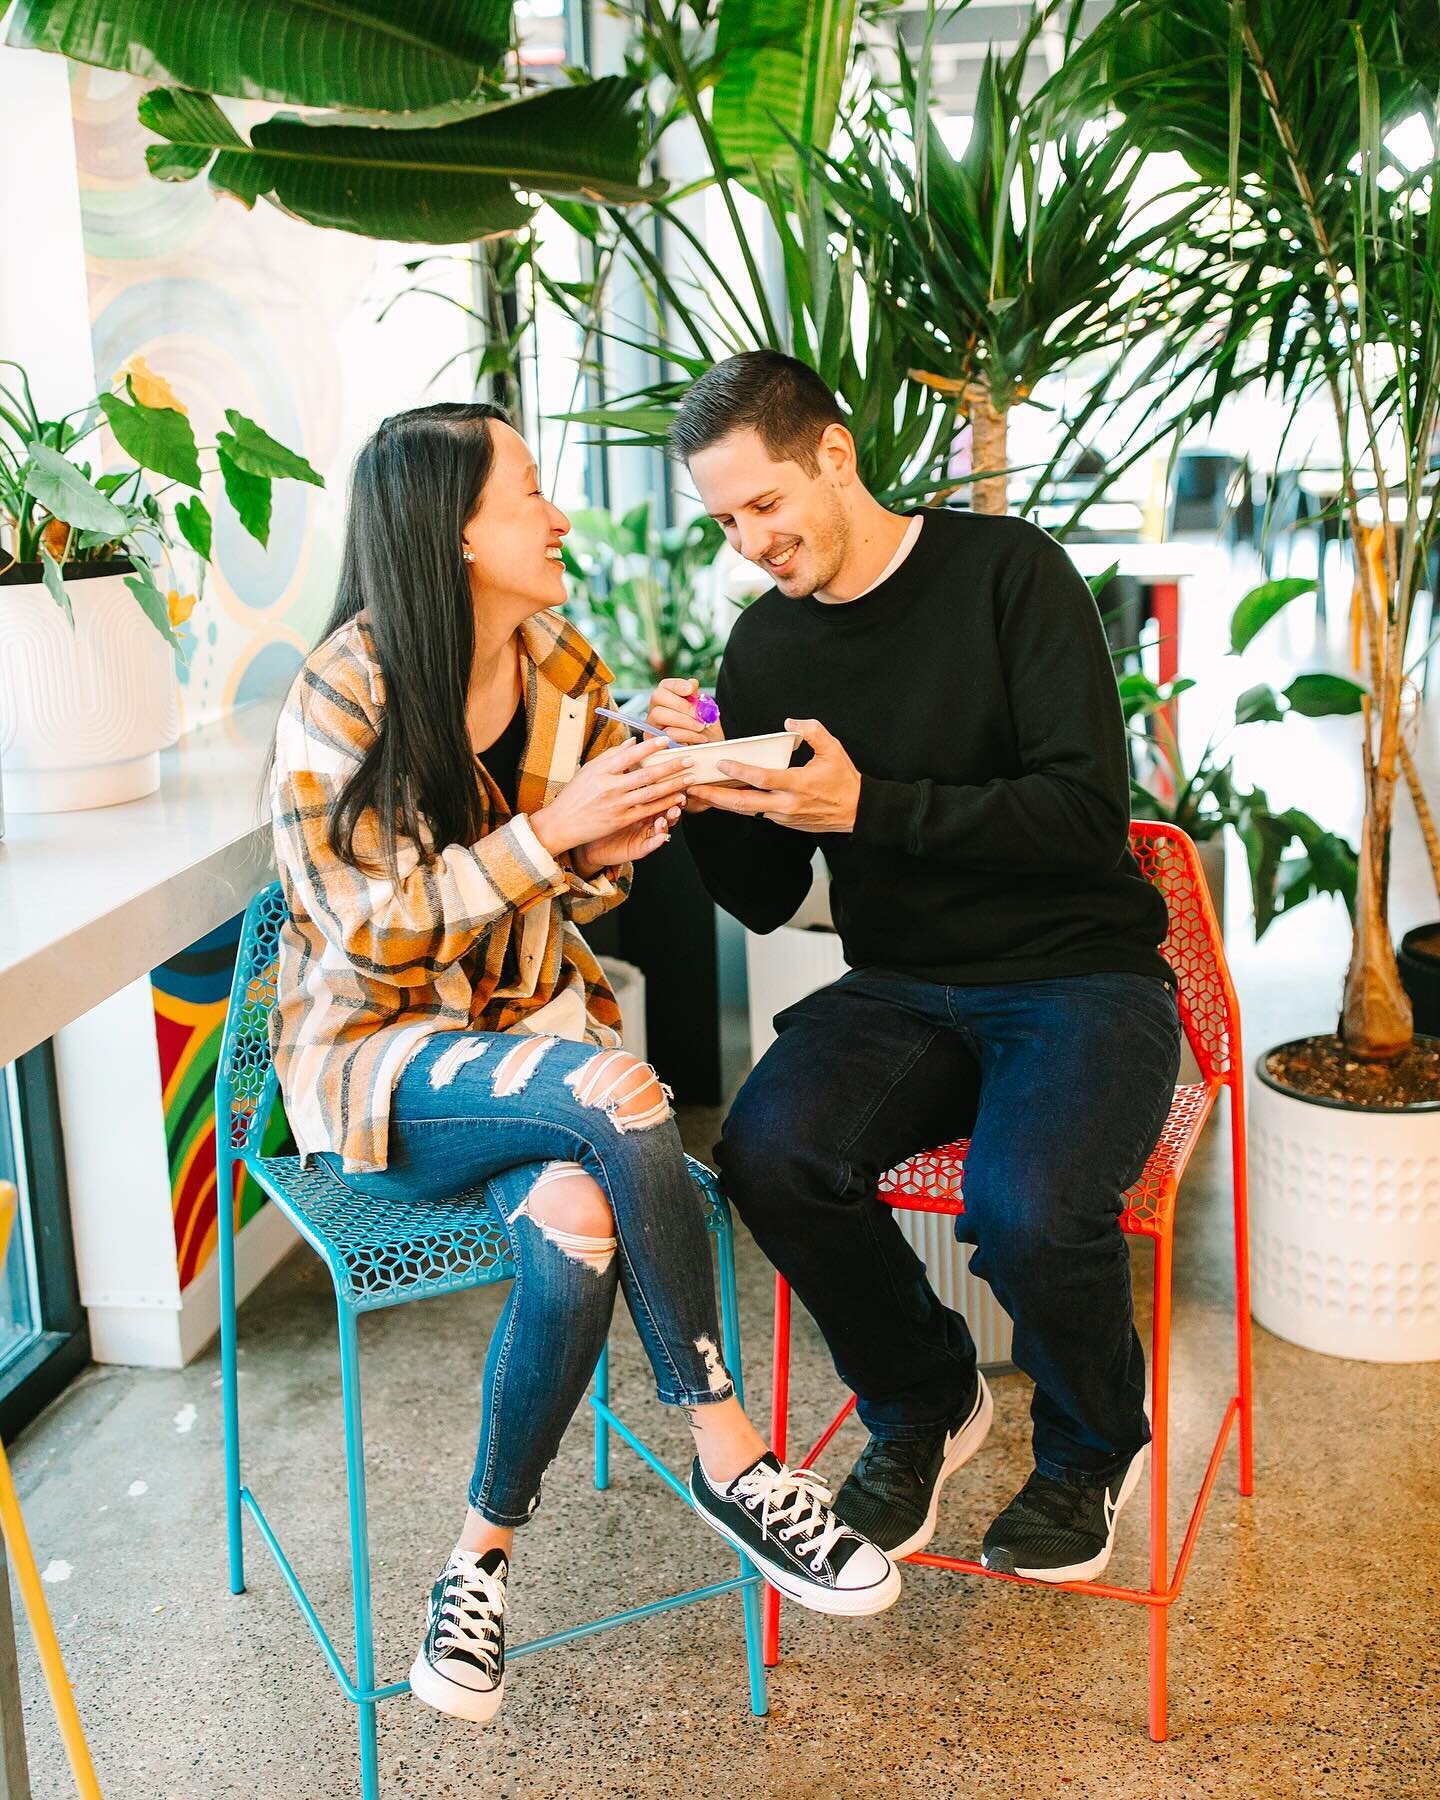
318,1031,735,1527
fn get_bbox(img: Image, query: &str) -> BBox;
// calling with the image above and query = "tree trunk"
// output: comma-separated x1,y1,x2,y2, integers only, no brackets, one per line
1341,810,1413,1058
963,381,1008,516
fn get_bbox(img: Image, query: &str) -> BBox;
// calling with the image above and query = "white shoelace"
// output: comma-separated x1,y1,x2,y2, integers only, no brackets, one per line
732,1464,849,1571
435,1561,506,1676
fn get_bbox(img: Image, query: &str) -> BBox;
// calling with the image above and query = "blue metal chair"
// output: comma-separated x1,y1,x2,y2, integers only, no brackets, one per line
214,882,766,1797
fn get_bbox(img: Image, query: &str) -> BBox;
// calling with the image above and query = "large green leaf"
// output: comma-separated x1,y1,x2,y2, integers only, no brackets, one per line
39,546,73,627
98,390,202,488
174,495,212,561
217,411,323,486
125,569,183,650
711,0,857,181
23,443,130,535
217,446,272,546
5,0,511,109
1283,671,1367,716
1229,576,1318,653
139,76,660,243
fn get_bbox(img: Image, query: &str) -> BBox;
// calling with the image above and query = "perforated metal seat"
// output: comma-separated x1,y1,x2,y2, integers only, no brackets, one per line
214,881,765,1797
245,1151,728,1313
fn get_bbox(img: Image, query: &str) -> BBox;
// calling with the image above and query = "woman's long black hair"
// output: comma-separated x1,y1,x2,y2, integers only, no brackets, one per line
322,401,509,880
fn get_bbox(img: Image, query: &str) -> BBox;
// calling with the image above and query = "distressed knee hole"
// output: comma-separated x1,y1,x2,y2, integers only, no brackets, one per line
564,1049,673,1133
693,1333,734,1397
428,1036,491,1091
492,1035,555,1097
507,1164,616,1275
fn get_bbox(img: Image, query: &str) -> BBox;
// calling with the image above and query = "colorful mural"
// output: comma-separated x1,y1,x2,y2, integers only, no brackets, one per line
67,71,473,1290
67,66,475,733
151,917,290,1291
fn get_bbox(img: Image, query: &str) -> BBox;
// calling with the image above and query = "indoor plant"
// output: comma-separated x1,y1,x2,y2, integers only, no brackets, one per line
1083,0,1440,1358
4,1,660,243
0,357,321,810
561,500,732,688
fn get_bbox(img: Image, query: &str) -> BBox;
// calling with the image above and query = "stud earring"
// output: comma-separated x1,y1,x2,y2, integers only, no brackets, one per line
461,549,475,563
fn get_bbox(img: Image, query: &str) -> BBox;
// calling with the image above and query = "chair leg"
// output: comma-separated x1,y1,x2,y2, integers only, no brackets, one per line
716,1216,768,1717
216,1145,245,1597
1148,1232,1174,1744
593,1343,611,1492
762,1275,792,1669
1229,1081,1256,1497
337,1303,381,1800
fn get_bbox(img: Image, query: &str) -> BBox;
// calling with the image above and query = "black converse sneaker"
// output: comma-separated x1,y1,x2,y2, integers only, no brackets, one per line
408,1547,507,1722
689,1453,901,1616
981,1449,1146,1582
833,1372,994,1558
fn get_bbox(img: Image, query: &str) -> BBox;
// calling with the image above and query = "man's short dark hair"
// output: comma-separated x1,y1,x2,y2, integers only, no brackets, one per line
667,350,845,474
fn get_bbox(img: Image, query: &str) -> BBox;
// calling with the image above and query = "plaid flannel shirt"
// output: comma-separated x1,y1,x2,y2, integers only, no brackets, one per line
269,609,633,1172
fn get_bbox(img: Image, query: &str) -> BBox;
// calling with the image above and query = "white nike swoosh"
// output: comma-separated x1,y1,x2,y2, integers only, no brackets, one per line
1103,1488,1119,1535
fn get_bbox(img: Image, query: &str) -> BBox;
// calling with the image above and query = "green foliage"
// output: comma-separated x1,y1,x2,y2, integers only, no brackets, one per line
711,0,858,184
1122,575,1364,936
0,359,321,650
562,501,735,686
7,3,661,243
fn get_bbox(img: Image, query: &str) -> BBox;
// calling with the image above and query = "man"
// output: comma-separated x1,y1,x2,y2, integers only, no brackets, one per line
647,350,1180,1581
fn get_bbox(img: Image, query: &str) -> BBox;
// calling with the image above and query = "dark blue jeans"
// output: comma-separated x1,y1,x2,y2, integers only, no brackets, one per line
321,1033,734,1527
717,969,1181,1484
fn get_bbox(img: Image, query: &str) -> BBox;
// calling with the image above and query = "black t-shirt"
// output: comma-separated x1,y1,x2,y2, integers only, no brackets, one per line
476,697,527,813
684,508,1171,987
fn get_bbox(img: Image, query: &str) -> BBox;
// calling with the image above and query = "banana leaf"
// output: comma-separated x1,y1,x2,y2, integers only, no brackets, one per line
5,0,512,109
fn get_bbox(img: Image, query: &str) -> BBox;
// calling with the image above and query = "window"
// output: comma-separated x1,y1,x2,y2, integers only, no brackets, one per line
0,1045,88,1440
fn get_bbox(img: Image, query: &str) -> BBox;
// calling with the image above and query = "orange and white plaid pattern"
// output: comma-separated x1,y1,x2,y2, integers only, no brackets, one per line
269,609,633,1172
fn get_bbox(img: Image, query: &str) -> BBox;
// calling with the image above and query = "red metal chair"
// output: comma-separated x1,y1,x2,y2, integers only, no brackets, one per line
762,821,1254,1741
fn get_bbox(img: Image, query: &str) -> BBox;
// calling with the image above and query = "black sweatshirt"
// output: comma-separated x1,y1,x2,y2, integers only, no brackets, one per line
684,509,1172,988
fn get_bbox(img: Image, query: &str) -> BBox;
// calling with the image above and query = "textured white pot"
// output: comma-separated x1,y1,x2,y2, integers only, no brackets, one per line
1249,1053,1440,1361
0,563,179,813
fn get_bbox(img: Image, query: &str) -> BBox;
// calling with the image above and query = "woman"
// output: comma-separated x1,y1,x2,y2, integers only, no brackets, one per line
268,402,899,1726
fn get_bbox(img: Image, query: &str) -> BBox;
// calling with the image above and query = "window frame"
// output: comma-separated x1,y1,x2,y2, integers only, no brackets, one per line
0,1043,89,1441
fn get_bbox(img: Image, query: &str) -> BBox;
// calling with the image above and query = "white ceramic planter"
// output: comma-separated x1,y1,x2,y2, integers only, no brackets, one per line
1249,1056,1440,1361
0,563,179,813
745,874,1014,1367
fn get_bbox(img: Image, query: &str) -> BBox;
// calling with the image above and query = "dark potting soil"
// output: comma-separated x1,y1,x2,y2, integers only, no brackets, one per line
1263,1034,1440,1109
1405,924,1440,961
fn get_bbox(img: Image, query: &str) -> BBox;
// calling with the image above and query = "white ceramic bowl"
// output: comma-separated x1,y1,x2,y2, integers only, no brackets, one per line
649,730,798,789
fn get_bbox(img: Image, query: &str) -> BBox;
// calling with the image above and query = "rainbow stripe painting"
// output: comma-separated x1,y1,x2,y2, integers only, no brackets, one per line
152,915,288,1290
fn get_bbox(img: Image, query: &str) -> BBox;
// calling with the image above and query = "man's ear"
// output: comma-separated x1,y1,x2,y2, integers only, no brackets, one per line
817,421,858,485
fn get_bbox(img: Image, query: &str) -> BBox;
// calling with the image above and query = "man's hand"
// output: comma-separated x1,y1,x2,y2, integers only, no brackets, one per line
646,677,724,746
688,718,861,834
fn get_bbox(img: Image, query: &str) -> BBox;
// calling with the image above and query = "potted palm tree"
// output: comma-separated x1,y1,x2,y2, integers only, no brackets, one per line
795,1,1213,518
1083,0,1440,1360
0,358,320,812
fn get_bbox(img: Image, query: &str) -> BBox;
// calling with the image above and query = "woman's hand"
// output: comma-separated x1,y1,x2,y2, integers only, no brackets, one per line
531,736,692,860
573,802,684,877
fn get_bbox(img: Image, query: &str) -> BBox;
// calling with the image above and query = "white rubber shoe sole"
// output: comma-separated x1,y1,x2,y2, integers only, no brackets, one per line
889,1370,996,1559
408,1652,505,1723
1006,1446,1147,1583
691,1487,902,1617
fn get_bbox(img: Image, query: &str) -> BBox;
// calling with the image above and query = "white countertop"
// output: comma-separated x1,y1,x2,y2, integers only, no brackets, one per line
0,701,280,1067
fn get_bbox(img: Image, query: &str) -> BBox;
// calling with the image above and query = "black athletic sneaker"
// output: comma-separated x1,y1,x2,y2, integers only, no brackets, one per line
408,1546,507,1722
689,1452,901,1616
981,1449,1146,1582
833,1372,994,1558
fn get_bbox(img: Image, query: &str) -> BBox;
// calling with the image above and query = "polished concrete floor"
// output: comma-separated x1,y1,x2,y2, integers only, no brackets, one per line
6,546,1439,1796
